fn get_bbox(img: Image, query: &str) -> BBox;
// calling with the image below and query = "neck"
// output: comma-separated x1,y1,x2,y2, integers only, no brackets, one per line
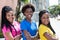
26,18,31,22
42,24,48,26
10,21,13,25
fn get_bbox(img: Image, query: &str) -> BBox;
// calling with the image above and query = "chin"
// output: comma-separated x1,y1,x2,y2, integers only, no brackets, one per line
45,23,48,26
10,21,13,23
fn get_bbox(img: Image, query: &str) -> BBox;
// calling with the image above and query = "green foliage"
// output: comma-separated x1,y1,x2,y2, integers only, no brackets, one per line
21,0,28,3
48,5,60,16
16,0,29,22
0,32,4,38
18,13,25,22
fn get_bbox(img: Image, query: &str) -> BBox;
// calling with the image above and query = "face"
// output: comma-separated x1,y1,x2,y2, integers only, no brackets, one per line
41,13,50,25
24,8,33,20
6,11,14,23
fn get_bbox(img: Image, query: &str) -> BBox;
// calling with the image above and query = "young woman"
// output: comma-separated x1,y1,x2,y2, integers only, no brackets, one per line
38,10,58,40
1,6,21,40
20,4,38,40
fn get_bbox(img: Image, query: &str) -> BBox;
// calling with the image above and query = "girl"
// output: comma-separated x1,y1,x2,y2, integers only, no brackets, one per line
20,4,38,40
1,6,21,40
38,10,58,40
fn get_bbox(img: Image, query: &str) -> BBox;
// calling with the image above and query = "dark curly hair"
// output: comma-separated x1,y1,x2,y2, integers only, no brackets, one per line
39,10,55,34
21,4,35,14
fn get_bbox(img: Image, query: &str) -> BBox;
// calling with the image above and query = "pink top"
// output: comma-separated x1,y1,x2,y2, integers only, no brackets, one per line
2,21,21,40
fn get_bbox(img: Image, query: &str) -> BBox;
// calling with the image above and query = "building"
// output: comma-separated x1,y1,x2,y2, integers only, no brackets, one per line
29,0,49,22
58,0,60,4
30,0,49,11
0,0,18,32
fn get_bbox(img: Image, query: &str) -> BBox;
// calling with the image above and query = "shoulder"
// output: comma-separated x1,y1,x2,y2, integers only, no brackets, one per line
2,24,10,33
39,24,48,30
13,21,20,30
13,21,20,25
40,24,46,27
20,19,27,28
20,19,26,25
32,21,36,25
13,21,20,27
39,24,49,35
2,24,7,30
20,19,28,30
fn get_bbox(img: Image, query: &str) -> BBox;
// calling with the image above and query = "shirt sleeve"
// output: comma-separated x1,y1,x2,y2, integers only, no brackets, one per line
2,25,10,38
20,22,27,31
13,21,22,34
39,25,48,35
2,25,10,33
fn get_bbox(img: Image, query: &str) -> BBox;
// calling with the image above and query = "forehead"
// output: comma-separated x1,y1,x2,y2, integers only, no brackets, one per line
25,8,33,11
7,11,13,13
42,13,49,17
6,11,14,15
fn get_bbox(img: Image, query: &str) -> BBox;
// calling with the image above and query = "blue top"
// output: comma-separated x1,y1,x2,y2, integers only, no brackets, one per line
20,19,37,40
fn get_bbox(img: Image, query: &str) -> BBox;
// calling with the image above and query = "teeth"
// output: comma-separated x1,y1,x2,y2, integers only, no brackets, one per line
29,15,31,16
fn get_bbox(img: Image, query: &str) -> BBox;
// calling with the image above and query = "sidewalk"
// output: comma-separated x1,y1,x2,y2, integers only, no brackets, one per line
0,38,5,40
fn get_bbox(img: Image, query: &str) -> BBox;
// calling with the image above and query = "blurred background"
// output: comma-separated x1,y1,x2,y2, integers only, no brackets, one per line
0,0,60,40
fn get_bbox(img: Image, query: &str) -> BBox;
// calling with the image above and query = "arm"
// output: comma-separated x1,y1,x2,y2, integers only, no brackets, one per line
44,32,58,40
5,31,22,40
14,34,22,40
5,32,14,40
13,21,22,40
23,30,31,40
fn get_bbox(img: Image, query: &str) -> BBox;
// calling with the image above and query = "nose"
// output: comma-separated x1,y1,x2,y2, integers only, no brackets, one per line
45,18,49,21
30,12,33,15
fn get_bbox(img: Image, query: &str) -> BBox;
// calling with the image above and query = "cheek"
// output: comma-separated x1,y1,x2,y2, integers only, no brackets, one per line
6,16,9,20
24,13,29,17
6,16,14,22
24,13,27,16
41,19,45,24
41,19,49,25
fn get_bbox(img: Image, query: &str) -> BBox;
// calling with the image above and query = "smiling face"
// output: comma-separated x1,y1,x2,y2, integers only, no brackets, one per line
6,11,14,23
41,13,50,26
24,8,33,21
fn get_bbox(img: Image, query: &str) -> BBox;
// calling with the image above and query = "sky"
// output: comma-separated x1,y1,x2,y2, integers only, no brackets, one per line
49,0,58,6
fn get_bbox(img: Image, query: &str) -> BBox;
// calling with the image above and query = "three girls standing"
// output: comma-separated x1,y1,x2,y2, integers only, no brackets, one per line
1,4,58,40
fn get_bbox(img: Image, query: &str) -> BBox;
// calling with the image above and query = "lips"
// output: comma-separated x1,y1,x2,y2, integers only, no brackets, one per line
28,14,32,17
28,15,31,17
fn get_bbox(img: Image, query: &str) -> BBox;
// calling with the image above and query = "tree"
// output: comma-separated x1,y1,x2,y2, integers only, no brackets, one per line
15,0,28,22
48,5,60,17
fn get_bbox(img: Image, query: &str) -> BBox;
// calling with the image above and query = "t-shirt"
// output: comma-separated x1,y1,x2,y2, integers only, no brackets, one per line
2,21,21,40
38,24,55,40
20,19,37,40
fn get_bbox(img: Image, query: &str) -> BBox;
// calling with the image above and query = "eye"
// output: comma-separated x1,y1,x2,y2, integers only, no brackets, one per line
47,17,49,19
11,13,14,16
7,15,10,17
42,17,46,19
11,14,13,16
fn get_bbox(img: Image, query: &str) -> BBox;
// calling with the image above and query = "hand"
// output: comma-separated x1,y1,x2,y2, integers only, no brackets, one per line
15,35,22,40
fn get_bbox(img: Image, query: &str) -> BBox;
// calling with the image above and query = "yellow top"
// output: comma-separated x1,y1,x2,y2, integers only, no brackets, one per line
38,24,55,40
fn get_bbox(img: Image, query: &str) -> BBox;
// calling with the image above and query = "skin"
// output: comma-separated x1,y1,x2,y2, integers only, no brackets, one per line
5,11,21,40
41,13,49,26
6,11,14,24
24,8,33,22
40,13,58,40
